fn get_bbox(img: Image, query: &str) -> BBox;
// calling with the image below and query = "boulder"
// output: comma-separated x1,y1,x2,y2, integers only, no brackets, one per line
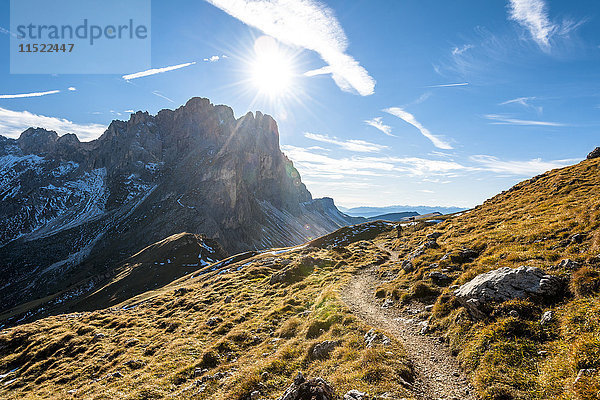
344,389,369,400
450,248,479,264
206,316,222,327
428,271,451,285
276,372,336,400
408,249,425,260
556,259,579,270
454,266,562,318
587,147,600,160
311,340,340,360
364,329,391,348
540,310,553,325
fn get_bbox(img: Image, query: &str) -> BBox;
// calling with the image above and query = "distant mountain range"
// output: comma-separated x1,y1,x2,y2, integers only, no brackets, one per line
340,205,466,218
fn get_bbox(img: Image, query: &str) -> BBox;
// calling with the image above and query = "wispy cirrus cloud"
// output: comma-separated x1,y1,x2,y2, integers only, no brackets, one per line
364,117,394,137
452,44,474,56
205,0,375,96
508,0,555,49
485,114,566,126
304,132,387,153
283,145,468,179
471,154,578,175
0,107,106,141
384,107,453,150
499,96,542,113
122,62,196,80
0,90,61,99
507,0,583,51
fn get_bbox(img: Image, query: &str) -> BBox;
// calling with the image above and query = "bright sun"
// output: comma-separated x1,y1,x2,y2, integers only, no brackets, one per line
250,36,294,98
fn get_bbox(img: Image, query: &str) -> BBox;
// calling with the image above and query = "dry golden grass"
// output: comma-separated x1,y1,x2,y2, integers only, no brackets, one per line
1,157,599,399
373,157,600,400
0,239,413,399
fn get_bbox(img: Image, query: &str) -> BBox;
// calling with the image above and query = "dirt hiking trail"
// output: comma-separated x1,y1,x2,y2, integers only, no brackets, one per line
341,240,478,400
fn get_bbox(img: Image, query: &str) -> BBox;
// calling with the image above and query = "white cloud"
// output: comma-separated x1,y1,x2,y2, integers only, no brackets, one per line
122,62,196,80
303,66,333,77
0,107,106,141
452,44,474,55
471,154,577,175
384,107,453,150
204,55,221,62
68,87,76,91
364,117,394,137
282,145,468,180
485,114,565,126
499,96,542,113
426,82,469,88
124,109,135,113
413,92,432,105
304,132,388,153
205,0,375,96
282,145,392,178
0,90,60,99
507,0,557,50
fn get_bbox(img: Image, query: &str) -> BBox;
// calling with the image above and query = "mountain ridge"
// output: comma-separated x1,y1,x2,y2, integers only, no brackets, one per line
341,205,466,218
0,97,357,321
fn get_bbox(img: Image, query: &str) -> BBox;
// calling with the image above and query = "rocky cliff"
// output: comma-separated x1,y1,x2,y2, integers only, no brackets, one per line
0,97,356,317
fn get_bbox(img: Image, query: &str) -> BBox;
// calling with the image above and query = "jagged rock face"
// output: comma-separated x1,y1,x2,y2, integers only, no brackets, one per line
588,147,600,160
0,97,353,316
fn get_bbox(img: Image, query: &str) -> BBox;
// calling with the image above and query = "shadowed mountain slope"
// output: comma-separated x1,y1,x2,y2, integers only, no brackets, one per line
0,97,357,319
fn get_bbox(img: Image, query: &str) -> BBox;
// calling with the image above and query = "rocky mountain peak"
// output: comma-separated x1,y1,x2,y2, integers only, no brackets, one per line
0,96,355,319
17,127,59,154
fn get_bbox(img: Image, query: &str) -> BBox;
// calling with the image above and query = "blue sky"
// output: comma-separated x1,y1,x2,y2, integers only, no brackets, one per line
0,0,599,208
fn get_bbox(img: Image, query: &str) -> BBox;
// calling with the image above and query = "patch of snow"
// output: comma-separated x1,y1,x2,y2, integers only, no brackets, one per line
51,161,78,177
144,162,161,173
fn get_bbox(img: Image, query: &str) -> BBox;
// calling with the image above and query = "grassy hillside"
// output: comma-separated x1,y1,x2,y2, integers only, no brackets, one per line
0,233,228,326
375,156,600,399
0,156,598,400
0,226,413,400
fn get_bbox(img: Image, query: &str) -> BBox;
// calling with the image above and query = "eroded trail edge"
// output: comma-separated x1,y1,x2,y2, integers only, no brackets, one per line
341,245,477,400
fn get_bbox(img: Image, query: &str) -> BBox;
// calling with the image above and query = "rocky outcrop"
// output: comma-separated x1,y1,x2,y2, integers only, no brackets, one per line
311,340,340,360
454,266,562,318
343,390,368,400
276,372,336,400
441,248,479,264
587,147,600,160
364,329,391,347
